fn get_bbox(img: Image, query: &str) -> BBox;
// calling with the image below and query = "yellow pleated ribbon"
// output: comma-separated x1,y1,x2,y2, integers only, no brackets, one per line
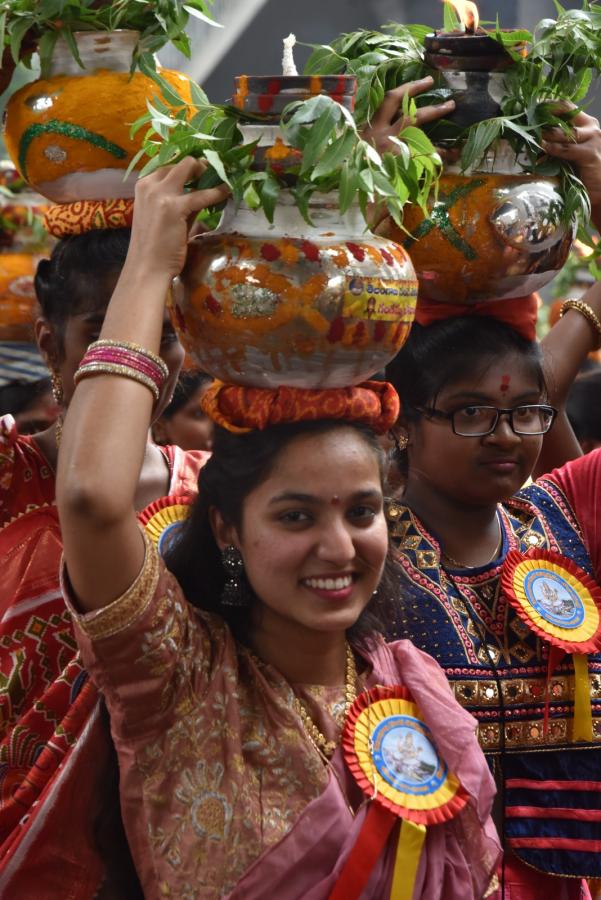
573,653,593,742
390,819,427,900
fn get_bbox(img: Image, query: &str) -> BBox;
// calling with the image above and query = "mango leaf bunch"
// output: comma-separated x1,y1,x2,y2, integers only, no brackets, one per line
131,69,442,229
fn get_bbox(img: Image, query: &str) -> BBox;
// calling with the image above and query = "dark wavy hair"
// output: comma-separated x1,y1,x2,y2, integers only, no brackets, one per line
165,418,399,650
34,228,131,355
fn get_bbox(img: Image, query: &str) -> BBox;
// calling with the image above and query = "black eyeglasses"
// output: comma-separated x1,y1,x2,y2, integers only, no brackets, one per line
418,404,557,437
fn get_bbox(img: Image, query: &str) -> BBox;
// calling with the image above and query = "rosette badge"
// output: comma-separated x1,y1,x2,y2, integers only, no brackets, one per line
502,549,601,742
329,685,467,900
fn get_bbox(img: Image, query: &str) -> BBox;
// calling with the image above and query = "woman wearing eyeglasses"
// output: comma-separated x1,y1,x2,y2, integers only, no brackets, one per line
384,286,601,899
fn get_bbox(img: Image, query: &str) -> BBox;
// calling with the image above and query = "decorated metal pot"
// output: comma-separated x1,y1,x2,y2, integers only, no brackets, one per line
4,30,192,203
173,192,418,388
381,142,573,304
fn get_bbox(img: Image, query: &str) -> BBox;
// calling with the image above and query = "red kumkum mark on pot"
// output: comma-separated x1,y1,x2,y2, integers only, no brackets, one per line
374,321,387,342
327,317,345,343
352,321,366,344
301,240,320,262
381,248,394,266
330,75,348,105
205,295,221,317
261,243,281,262
346,242,365,262
259,94,275,114
500,375,511,393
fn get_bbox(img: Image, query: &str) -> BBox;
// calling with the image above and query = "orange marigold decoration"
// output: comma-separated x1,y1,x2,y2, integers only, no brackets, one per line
201,380,399,435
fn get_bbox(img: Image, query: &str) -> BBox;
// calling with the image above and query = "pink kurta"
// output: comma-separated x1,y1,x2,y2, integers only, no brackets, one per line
66,533,500,899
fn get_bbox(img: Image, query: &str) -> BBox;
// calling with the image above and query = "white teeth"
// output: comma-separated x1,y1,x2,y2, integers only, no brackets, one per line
304,575,353,591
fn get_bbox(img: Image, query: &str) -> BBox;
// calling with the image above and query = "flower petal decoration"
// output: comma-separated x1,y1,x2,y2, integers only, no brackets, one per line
138,494,192,558
502,549,601,655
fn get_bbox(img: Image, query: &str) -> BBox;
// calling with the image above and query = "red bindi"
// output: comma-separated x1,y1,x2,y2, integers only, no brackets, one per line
331,495,340,506
500,375,511,394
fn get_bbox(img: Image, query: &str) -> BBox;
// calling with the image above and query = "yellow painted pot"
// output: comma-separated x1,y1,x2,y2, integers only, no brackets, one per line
4,31,192,203
382,144,573,303
174,194,418,388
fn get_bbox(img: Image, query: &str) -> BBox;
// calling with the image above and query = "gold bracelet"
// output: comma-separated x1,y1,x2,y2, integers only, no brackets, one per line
90,339,170,379
559,298,601,350
73,362,160,401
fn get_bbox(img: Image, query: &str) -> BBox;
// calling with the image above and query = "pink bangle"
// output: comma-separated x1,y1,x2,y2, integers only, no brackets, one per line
73,339,170,402
82,347,165,391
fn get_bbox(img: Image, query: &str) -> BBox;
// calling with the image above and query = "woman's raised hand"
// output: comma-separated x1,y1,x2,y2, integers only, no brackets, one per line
361,76,455,155
541,107,601,227
128,157,230,282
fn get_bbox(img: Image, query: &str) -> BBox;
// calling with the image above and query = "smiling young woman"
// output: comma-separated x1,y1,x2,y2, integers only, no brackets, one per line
55,159,500,899
385,299,601,898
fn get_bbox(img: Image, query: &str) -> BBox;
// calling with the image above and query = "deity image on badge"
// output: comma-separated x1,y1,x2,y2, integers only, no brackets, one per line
525,571,584,628
373,716,444,794
348,276,365,296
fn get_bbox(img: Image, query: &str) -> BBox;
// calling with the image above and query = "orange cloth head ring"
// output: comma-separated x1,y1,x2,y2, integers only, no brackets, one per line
202,380,400,435
44,199,134,237
415,294,539,342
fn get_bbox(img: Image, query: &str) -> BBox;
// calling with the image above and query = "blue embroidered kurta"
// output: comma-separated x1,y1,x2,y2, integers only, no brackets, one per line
386,451,601,878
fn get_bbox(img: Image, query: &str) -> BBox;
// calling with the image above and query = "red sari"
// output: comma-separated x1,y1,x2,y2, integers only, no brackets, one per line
0,415,206,897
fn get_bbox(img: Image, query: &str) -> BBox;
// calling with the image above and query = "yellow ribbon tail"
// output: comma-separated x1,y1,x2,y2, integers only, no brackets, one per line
573,653,593,743
390,820,427,900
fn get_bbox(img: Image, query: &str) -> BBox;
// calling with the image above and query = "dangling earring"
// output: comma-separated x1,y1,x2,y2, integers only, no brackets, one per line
50,369,64,448
220,545,248,607
396,433,409,452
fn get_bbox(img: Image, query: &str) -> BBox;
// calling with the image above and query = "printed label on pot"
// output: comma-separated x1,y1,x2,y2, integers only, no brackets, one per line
344,276,417,321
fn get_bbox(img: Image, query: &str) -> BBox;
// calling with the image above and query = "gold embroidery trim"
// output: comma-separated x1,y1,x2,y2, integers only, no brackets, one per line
75,530,160,641
477,714,601,751
453,673,601,708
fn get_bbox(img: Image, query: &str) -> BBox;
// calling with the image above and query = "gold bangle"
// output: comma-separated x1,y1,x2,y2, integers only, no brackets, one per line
89,339,169,379
73,362,160,401
559,298,601,350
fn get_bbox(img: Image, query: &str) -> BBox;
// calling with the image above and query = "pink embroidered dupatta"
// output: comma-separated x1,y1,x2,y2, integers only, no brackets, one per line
230,640,501,900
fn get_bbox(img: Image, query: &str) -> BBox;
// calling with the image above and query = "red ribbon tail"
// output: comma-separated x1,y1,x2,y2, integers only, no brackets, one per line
544,644,566,739
328,802,397,900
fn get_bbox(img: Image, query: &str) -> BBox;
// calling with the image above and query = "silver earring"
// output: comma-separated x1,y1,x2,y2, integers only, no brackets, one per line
220,545,248,607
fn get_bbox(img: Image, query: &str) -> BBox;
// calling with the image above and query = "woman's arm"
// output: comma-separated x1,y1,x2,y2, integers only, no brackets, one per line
56,159,228,612
534,279,601,477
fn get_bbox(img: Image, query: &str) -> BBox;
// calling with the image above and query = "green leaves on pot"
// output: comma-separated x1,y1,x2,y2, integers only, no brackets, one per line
303,3,601,232
0,0,218,77
132,69,442,228
303,27,429,127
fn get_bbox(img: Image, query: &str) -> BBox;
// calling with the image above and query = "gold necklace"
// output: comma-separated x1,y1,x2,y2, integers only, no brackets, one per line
293,643,358,759
442,513,503,570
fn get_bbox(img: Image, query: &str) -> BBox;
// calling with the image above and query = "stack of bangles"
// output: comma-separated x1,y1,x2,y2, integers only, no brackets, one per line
73,339,168,401
559,298,601,350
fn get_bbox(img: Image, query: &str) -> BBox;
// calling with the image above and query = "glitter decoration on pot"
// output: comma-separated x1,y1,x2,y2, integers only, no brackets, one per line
4,30,193,204
174,192,417,388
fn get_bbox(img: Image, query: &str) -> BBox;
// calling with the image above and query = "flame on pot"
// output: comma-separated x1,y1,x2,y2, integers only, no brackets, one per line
444,0,480,33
